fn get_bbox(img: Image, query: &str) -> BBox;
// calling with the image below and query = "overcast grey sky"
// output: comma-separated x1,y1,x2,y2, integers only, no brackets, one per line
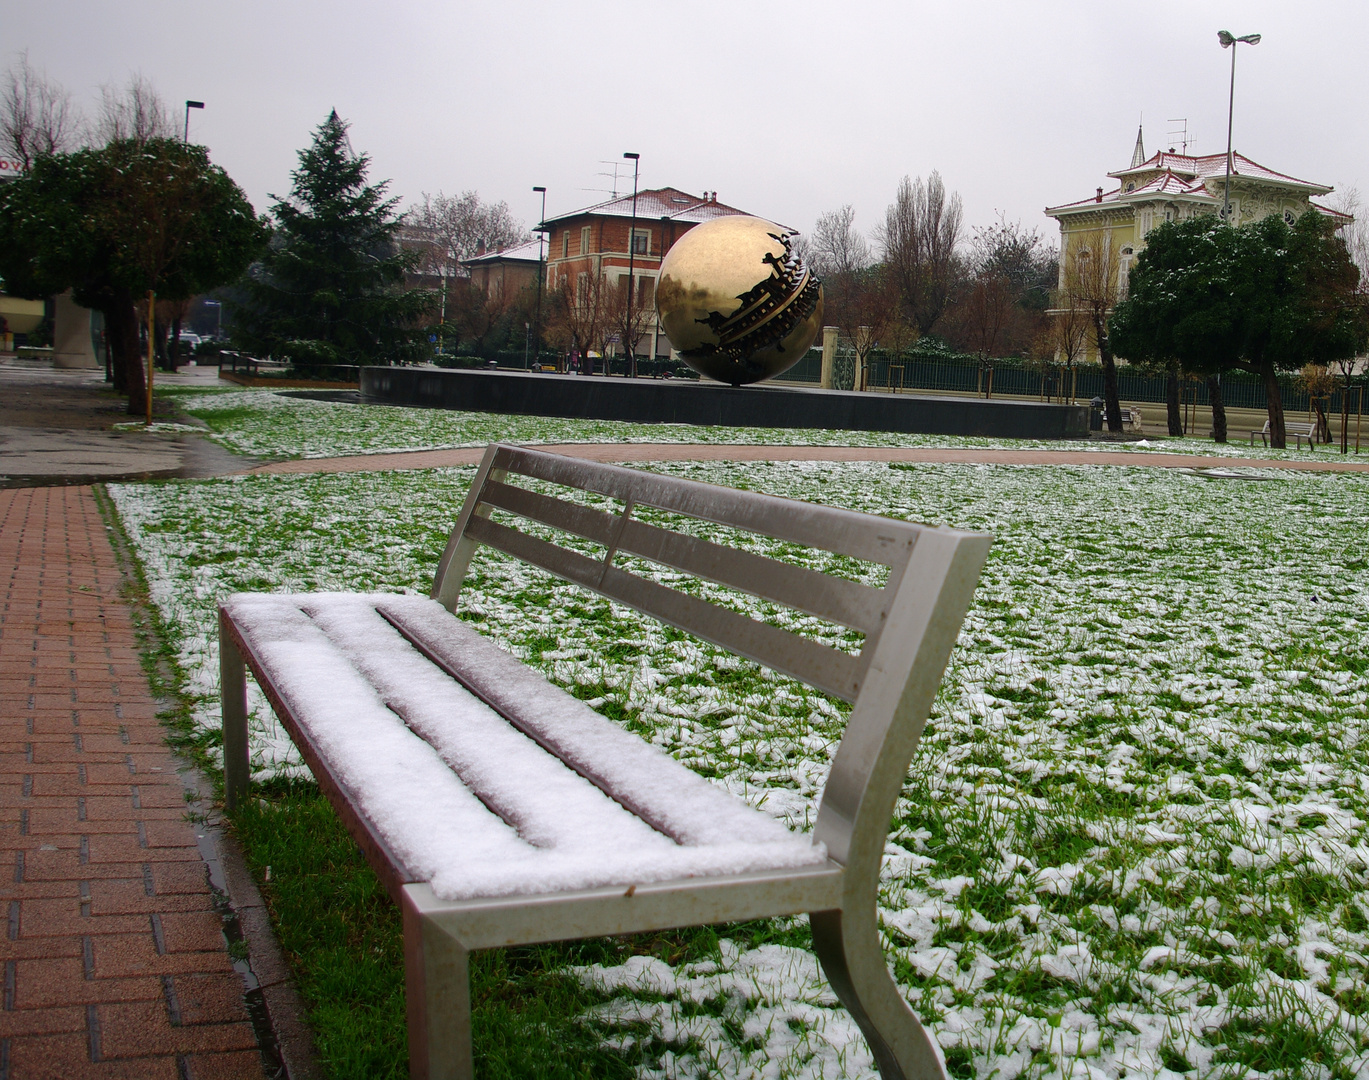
11,0,1368,249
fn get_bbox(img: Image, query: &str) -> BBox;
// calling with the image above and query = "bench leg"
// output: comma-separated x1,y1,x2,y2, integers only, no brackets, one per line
402,888,473,1080
811,907,945,1080
219,615,250,813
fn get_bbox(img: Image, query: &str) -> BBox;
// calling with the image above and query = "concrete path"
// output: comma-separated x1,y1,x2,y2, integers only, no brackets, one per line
249,441,1369,476
0,486,267,1079
0,365,248,487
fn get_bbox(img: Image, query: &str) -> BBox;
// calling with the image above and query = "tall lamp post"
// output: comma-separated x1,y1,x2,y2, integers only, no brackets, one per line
1218,30,1260,223
623,152,640,378
184,100,204,143
532,186,547,371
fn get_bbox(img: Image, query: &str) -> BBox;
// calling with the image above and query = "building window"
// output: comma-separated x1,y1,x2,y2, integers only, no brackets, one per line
561,232,568,259
581,226,592,255
1284,209,1296,224
576,272,588,307
631,229,650,256
638,275,655,307
1164,207,1174,222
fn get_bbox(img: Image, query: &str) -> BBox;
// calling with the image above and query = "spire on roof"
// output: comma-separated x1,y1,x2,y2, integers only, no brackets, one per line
1130,124,1146,170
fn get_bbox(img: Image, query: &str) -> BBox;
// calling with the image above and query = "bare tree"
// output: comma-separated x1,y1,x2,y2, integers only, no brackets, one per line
1036,299,1089,403
947,215,1055,379
603,272,656,375
808,206,896,387
408,191,528,270
808,205,871,281
1328,187,1369,284
548,270,611,373
1062,229,1124,432
96,74,174,144
878,172,963,337
0,51,81,168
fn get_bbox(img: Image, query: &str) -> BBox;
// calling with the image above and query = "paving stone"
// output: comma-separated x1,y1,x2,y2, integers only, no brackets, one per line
0,488,266,1078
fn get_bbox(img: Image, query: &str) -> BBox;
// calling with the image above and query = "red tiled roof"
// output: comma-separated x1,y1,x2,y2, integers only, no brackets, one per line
540,187,772,229
1109,150,1330,193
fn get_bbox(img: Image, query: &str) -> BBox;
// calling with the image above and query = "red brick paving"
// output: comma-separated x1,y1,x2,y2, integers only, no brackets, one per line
0,487,264,1079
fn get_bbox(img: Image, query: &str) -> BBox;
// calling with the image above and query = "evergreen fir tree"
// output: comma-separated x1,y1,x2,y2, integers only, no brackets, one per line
231,111,430,366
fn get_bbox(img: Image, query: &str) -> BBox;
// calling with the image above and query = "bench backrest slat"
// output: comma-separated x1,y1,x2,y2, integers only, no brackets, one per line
481,478,890,634
465,513,868,700
495,444,920,565
433,445,932,701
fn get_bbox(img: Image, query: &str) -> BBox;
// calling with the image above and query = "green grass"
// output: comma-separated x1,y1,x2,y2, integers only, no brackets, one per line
108,451,1369,1080
230,778,820,1079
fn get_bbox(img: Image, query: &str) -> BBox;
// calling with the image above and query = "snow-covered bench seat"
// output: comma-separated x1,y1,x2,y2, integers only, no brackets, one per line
218,443,991,1080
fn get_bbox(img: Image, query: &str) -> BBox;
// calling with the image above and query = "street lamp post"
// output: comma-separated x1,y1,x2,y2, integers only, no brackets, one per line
533,186,547,370
623,152,640,378
1218,30,1260,223
184,100,204,143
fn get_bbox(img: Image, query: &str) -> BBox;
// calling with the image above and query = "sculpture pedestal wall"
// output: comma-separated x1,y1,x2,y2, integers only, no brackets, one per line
361,367,1090,440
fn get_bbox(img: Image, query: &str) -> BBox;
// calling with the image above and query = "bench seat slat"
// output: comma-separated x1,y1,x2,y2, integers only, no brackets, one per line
373,596,813,849
480,479,889,634
465,515,867,701
223,593,829,903
490,444,919,565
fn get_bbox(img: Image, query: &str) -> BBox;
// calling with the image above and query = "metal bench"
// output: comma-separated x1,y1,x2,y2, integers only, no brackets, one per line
1251,418,1318,449
218,443,991,1080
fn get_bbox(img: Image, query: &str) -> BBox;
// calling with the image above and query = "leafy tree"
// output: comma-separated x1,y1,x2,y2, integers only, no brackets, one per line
230,111,432,367
0,137,264,411
1112,213,1368,448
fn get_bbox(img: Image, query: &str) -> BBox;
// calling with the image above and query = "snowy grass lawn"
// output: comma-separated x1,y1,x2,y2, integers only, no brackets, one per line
108,460,1369,1080
172,385,1327,464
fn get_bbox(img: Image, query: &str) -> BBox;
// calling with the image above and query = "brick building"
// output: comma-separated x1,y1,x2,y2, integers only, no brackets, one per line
462,238,544,300
540,188,761,359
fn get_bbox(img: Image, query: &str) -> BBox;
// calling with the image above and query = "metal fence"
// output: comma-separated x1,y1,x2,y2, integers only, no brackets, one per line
778,346,1369,415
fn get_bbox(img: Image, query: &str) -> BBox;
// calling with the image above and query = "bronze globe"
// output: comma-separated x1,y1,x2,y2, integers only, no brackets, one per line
655,216,824,386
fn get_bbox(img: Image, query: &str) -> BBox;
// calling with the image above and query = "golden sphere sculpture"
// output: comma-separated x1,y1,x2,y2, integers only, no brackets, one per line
655,216,824,386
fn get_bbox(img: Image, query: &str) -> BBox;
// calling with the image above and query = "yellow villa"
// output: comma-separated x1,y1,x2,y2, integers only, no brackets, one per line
1044,128,1349,360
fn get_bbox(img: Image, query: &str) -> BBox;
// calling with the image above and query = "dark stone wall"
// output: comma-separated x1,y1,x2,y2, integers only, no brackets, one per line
361,368,1091,440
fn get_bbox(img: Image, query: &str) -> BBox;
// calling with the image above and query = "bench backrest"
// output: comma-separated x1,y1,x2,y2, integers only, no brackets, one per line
432,444,991,878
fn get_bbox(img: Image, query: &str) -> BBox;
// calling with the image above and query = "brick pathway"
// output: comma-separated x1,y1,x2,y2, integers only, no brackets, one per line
0,487,264,1079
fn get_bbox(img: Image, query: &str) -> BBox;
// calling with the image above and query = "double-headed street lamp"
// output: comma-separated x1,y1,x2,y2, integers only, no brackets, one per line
623,152,640,377
1218,30,1260,223
184,100,204,143
533,185,547,370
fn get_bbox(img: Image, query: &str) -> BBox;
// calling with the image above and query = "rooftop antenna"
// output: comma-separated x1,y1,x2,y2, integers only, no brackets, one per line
1166,118,1191,155
581,160,628,198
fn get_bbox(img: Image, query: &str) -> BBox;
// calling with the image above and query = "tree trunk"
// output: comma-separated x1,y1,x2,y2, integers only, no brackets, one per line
1312,397,1329,444
1095,312,1122,433
154,315,170,372
1261,362,1287,449
1343,378,1352,454
1206,375,1228,443
1166,366,1183,436
102,295,145,414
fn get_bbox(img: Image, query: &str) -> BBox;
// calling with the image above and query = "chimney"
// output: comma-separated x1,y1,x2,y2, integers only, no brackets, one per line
1095,187,1103,203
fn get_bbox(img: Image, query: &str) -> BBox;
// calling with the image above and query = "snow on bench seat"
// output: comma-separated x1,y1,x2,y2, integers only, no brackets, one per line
224,592,828,902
